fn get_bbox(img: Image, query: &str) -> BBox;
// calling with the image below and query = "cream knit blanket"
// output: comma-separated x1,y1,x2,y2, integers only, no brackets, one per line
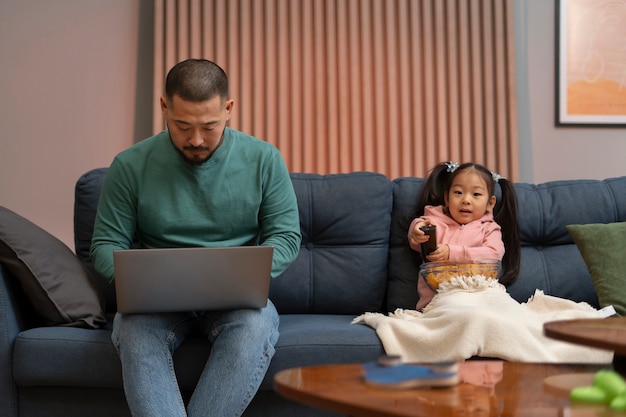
352,275,613,363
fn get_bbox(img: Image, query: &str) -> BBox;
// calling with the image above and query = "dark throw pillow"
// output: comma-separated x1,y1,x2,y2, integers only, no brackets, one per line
566,222,626,317
0,206,106,328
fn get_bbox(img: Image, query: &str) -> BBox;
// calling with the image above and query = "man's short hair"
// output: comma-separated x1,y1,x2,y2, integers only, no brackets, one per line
165,59,229,103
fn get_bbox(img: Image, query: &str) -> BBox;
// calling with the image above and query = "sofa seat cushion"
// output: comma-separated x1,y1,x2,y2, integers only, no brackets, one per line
13,326,121,389
14,315,383,393
263,314,383,389
176,314,384,391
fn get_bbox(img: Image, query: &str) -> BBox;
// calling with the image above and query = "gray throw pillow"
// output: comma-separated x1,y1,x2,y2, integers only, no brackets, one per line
0,206,106,328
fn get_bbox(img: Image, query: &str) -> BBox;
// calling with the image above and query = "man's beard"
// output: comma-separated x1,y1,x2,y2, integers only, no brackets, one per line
180,145,211,165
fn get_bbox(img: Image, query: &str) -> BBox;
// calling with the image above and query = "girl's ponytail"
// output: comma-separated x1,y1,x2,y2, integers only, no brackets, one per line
494,177,521,287
415,162,457,217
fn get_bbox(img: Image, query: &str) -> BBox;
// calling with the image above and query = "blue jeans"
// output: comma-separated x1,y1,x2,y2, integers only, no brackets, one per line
111,301,279,417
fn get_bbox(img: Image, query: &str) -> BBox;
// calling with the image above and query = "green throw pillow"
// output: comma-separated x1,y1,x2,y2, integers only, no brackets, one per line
0,206,106,328
566,222,626,317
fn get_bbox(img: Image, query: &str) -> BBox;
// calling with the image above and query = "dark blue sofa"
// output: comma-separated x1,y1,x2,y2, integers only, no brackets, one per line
2,168,626,417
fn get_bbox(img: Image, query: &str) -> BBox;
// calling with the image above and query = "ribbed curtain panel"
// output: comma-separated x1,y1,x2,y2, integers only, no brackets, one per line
154,0,519,180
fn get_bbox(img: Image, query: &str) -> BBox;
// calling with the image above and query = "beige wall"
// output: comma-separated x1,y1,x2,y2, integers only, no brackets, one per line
0,0,142,249
1,0,624,250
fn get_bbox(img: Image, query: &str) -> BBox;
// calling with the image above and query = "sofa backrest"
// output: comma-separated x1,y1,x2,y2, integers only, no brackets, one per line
75,168,626,316
509,178,626,305
386,177,425,311
74,169,394,315
74,168,113,311
270,173,393,314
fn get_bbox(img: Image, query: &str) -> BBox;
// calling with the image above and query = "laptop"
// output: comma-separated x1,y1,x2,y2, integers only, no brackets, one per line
113,246,273,314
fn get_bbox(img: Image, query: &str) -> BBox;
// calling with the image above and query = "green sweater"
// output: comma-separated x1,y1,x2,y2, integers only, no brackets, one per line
91,128,301,282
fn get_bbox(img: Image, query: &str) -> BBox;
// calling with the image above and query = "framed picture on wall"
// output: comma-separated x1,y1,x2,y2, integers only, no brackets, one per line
556,0,626,126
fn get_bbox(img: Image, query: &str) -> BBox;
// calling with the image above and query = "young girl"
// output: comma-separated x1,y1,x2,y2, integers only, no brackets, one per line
408,162,520,310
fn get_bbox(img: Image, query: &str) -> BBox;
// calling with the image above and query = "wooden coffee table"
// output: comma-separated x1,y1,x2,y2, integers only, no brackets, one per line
544,316,626,373
274,361,611,417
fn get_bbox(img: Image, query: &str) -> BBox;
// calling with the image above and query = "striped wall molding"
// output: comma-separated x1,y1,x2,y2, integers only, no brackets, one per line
154,0,518,180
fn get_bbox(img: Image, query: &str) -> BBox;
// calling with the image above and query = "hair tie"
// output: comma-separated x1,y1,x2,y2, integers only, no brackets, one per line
444,161,459,173
492,171,504,183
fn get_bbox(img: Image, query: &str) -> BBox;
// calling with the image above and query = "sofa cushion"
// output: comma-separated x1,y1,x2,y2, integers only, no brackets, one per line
567,222,626,316
387,177,425,311
507,245,598,306
74,169,394,316
14,314,383,395
270,173,392,315
13,326,120,388
515,178,626,246
508,176,626,305
74,168,117,314
262,314,383,389
0,206,105,328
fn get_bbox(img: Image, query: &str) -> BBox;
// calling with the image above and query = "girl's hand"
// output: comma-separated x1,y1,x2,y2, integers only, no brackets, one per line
425,244,450,262
409,220,431,246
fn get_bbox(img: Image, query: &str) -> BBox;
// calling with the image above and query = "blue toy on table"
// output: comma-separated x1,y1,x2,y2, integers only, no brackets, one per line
362,355,459,390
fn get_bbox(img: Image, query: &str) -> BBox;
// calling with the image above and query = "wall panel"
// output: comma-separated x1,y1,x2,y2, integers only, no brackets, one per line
154,0,518,179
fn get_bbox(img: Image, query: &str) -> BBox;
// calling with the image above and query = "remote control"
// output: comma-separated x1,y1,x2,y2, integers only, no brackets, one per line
420,225,437,257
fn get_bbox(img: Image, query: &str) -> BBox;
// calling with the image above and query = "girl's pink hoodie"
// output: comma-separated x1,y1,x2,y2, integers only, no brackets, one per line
408,205,505,310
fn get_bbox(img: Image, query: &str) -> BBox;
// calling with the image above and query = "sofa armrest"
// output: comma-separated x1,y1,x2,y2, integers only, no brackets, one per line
0,264,37,417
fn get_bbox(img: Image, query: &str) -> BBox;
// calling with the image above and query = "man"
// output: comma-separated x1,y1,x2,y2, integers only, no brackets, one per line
91,59,301,417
